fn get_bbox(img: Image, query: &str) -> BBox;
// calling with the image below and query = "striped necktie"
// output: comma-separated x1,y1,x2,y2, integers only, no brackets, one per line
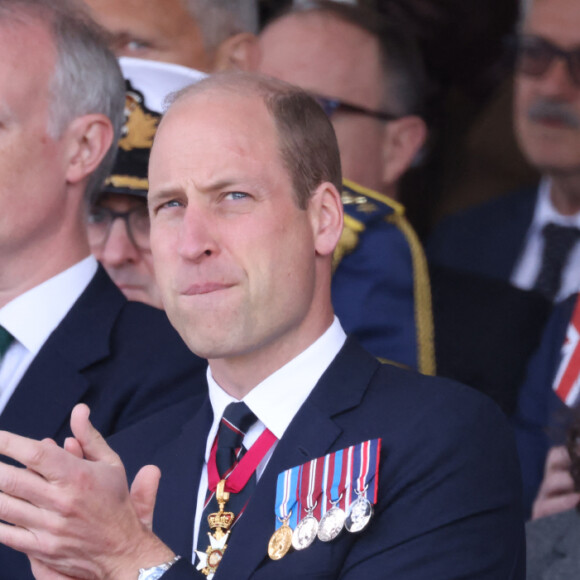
197,402,257,552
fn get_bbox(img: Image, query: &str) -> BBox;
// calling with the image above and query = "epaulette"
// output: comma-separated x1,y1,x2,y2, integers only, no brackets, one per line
334,179,436,376
334,180,401,268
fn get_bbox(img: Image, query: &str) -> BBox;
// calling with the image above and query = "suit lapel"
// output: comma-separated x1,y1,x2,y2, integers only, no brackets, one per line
215,338,380,578
0,267,124,441
153,398,213,557
503,186,538,279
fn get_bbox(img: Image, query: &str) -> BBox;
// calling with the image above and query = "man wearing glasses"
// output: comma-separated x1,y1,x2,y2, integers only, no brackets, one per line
429,0,580,305
88,58,206,310
259,2,435,375
89,180,159,305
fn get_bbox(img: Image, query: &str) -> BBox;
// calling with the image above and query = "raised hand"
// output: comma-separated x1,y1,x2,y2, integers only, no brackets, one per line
532,445,580,520
0,404,174,580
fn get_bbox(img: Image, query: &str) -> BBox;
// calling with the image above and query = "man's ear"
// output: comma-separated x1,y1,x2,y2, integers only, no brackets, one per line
382,115,427,187
212,32,261,72
65,114,115,186
309,182,344,257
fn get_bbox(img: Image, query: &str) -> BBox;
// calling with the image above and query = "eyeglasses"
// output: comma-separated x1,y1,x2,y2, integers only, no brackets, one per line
516,35,580,86
87,205,151,251
312,93,400,123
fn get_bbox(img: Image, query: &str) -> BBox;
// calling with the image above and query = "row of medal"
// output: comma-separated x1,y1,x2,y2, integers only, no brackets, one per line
268,438,381,560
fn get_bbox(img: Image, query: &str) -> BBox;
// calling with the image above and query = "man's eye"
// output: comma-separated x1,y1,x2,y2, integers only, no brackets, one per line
125,39,151,52
162,200,183,209
88,210,108,224
225,192,248,201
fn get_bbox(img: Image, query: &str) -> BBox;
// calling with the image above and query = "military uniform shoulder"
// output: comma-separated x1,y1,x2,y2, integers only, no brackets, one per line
341,179,404,225
334,179,408,270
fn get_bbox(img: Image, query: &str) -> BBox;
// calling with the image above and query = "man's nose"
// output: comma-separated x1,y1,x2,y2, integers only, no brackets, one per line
177,206,219,262
96,219,141,267
538,57,579,99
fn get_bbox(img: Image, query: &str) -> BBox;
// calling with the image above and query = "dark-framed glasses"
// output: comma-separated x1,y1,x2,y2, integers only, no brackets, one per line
87,205,151,251
312,93,400,123
516,34,580,86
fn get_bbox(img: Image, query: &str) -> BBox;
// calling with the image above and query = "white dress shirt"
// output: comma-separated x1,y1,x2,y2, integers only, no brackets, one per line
0,256,98,414
192,317,347,563
511,178,580,302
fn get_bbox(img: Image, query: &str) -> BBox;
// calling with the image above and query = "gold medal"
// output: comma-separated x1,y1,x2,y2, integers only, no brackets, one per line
207,480,235,539
268,516,293,560
196,480,236,577
196,531,230,577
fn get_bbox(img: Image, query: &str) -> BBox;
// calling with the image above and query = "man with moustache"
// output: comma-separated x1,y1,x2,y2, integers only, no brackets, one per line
0,74,523,579
429,0,580,304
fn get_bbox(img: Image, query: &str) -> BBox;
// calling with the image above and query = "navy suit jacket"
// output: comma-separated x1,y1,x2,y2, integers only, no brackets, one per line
0,266,207,443
111,338,524,579
427,186,538,282
0,266,207,578
513,294,576,518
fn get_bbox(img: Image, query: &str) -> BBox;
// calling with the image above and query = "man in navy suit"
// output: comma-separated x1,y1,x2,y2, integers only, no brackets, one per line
0,74,524,578
0,4,205,452
428,0,580,304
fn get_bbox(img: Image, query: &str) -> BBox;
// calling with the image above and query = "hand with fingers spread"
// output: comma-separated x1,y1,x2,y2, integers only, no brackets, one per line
531,445,580,520
0,404,175,580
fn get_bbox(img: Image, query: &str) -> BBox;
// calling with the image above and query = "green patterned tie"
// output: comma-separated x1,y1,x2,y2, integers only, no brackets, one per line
0,326,13,359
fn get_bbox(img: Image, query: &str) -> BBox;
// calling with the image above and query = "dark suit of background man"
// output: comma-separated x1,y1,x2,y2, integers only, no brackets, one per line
0,1,206,575
0,74,524,578
428,0,580,305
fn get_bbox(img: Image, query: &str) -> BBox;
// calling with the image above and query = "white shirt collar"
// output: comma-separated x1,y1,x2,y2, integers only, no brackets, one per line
205,316,347,461
533,177,580,229
0,256,98,354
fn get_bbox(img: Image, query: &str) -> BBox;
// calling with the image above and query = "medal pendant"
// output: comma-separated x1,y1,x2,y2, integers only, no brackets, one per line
317,506,346,542
196,531,230,578
268,522,293,560
207,510,234,537
207,479,235,538
345,496,373,533
292,514,319,550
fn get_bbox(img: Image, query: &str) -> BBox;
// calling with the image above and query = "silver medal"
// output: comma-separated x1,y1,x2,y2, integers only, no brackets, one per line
345,496,373,533
317,506,346,542
292,514,319,550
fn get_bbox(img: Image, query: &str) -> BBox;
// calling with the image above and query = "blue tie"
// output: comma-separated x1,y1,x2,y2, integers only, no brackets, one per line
533,223,580,300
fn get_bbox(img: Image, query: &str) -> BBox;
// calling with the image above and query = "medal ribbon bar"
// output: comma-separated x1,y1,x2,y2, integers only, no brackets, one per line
273,438,381,531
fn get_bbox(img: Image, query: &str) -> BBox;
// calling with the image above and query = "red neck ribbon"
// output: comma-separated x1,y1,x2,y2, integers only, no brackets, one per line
207,428,277,494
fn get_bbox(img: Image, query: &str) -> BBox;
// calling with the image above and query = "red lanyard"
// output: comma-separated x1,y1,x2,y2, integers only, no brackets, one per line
207,427,277,494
